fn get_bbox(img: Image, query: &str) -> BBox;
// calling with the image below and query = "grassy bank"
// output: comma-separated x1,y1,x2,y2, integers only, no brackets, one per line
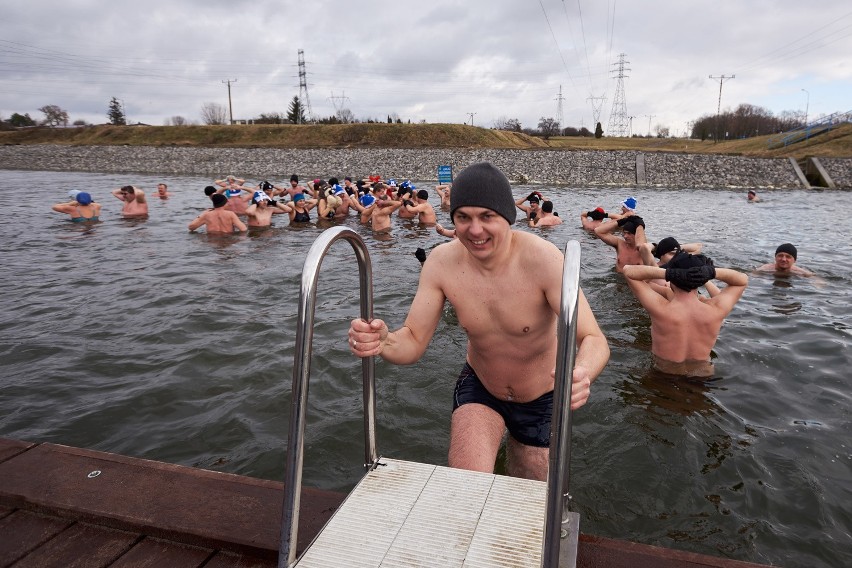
1,122,850,159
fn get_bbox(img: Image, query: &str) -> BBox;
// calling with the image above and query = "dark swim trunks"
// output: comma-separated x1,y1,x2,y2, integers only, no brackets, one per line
452,362,553,447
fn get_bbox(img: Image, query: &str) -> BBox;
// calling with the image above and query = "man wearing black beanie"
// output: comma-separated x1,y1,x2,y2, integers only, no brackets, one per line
623,254,748,377
348,162,610,481
756,243,815,276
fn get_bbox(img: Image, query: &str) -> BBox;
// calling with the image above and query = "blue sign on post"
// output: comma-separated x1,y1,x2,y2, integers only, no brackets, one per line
437,165,453,185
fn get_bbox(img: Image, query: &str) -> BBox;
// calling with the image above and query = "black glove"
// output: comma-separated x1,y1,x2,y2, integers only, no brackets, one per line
617,217,629,227
527,191,537,201
404,199,414,207
414,248,427,264
631,215,645,229
530,212,537,220
553,212,559,217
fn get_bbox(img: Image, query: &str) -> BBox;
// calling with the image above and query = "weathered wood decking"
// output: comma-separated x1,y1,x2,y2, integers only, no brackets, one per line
0,438,773,567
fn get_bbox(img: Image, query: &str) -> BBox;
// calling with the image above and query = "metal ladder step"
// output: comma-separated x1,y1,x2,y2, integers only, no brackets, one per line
294,458,578,567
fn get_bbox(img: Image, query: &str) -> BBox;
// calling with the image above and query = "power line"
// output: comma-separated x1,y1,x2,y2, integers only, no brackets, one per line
538,0,578,89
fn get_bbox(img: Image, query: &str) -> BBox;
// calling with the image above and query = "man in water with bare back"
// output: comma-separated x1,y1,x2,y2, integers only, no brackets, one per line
112,186,149,218
155,183,172,199
624,252,748,377
402,189,437,225
188,194,247,234
349,162,609,481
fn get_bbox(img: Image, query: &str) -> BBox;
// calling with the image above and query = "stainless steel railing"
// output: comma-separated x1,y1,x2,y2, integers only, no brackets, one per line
278,230,582,568
279,227,378,568
542,240,581,567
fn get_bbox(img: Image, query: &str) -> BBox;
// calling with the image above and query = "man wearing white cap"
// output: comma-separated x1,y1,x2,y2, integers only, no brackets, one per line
348,162,609,481
245,191,291,228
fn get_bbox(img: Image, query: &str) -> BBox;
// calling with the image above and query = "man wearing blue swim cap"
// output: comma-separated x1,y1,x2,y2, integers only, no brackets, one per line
348,162,610,481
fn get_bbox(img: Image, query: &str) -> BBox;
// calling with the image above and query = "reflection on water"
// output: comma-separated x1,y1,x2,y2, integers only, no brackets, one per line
1,170,851,568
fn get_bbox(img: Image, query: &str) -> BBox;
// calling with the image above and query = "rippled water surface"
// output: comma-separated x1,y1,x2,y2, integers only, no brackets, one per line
1,169,850,567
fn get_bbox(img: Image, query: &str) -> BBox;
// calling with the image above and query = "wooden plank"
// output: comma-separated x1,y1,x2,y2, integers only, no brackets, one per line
0,509,71,567
0,442,344,558
204,551,278,568
10,522,138,568
0,437,34,465
110,536,213,567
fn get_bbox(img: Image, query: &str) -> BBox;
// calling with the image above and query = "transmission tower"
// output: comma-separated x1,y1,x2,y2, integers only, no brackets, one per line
607,53,631,137
297,49,313,124
328,91,350,113
555,85,565,127
587,94,606,128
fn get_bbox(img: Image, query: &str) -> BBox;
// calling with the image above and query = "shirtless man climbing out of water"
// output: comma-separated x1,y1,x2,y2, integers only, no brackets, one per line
349,162,609,480
624,252,747,377
188,194,247,234
112,186,149,218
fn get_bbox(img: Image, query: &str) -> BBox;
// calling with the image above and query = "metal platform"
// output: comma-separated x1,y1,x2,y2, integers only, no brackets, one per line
294,458,578,568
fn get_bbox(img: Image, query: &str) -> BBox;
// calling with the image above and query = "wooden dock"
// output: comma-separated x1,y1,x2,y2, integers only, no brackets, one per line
0,438,773,567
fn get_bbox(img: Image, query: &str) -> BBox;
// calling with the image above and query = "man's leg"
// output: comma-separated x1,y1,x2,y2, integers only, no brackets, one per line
448,404,505,473
507,437,549,481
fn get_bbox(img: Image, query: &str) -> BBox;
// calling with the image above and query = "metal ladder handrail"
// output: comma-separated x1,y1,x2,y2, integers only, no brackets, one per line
278,229,582,568
279,227,378,568
542,240,581,567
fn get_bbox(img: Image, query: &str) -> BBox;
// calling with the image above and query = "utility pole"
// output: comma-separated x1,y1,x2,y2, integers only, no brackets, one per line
643,114,656,137
555,86,564,128
801,88,810,125
708,74,734,142
627,115,636,137
222,79,237,124
467,112,476,126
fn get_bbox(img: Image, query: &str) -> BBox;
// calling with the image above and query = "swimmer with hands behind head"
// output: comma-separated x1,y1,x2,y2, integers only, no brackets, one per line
112,186,149,218
188,194,247,234
349,162,609,481
624,252,747,377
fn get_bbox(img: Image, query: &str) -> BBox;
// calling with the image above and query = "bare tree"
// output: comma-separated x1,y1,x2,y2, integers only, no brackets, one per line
170,116,188,126
200,102,228,125
336,108,355,124
39,105,69,127
493,116,522,132
537,117,560,140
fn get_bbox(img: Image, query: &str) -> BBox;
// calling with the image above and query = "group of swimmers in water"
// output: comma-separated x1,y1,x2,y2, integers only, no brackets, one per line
49,162,817,480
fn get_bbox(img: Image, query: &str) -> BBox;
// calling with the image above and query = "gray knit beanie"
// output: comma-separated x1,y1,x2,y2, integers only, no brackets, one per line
450,162,516,225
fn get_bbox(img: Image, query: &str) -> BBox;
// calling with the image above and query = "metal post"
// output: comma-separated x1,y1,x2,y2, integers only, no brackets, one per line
279,227,377,568
541,241,581,567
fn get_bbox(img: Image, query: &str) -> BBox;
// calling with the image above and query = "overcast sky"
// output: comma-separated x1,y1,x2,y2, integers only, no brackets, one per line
2,1,850,136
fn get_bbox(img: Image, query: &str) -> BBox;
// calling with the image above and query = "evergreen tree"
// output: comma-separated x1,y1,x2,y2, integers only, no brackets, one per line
595,122,603,138
286,96,307,124
108,97,126,125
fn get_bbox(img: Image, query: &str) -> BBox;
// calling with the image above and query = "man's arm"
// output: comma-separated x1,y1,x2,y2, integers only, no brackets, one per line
52,203,74,213
514,195,531,214
230,212,248,232
540,244,609,408
245,204,258,217
188,211,207,231
707,268,748,313
111,189,125,201
681,242,703,254
593,219,621,248
623,265,670,314
134,188,147,204
638,243,656,266
349,250,447,364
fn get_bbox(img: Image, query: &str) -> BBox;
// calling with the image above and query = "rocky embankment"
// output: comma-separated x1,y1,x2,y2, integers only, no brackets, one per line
1,144,849,188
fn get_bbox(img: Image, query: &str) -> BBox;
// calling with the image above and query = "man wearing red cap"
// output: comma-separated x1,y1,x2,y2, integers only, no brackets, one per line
348,162,609,481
